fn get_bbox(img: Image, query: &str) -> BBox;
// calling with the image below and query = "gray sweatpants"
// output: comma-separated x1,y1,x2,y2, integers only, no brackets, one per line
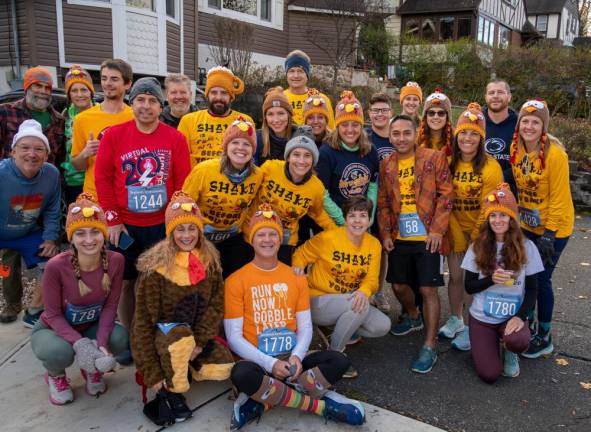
310,294,391,352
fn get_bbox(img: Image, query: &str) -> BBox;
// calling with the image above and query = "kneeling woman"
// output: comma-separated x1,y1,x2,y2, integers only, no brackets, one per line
292,196,391,377
31,193,127,405
252,128,336,264
132,191,234,422
461,184,543,384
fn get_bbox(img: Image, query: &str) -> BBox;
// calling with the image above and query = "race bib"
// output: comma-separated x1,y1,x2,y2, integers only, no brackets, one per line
484,292,522,320
519,207,541,228
127,184,167,213
65,303,102,325
156,322,188,335
204,224,239,242
257,327,297,357
399,212,427,238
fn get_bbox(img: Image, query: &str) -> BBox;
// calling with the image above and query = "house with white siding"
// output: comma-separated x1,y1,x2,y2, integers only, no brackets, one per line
526,0,579,47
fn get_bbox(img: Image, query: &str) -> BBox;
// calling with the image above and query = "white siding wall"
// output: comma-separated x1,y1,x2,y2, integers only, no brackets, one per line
478,0,526,31
548,14,559,39
385,0,402,37
560,7,578,46
127,12,160,75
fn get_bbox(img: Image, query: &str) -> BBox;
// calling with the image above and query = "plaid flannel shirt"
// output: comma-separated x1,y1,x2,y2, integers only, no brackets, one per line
377,146,454,252
0,98,65,166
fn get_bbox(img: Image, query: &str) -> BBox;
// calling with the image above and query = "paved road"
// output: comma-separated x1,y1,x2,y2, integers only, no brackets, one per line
335,215,591,432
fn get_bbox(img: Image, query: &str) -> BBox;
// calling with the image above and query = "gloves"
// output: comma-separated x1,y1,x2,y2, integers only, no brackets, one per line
537,230,556,267
73,337,116,373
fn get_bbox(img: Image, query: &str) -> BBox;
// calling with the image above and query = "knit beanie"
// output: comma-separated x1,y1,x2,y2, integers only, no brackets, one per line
246,204,283,245
482,183,518,222
454,102,486,139
222,116,257,154
165,191,204,237
262,86,292,116
284,126,319,166
23,66,53,91
303,88,331,123
399,81,423,104
129,77,165,106
517,99,550,133
64,65,95,98
285,50,311,78
422,89,453,120
11,119,50,152
335,90,364,127
66,192,109,241
205,66,245,100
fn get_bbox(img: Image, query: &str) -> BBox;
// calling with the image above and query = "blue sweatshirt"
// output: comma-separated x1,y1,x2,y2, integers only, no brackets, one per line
316,143,379,208
366,127,394,162
483,107,518,184
0,158,61,241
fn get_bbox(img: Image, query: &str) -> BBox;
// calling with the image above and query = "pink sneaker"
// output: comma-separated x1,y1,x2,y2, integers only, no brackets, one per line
44,372,74,405
80,369,107,396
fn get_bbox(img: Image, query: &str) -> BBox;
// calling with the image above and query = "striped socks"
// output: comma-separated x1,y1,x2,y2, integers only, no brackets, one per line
251,376,325,416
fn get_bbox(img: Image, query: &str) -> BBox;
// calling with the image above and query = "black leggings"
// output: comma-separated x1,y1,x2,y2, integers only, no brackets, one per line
215,235,254,279
231,350,350,396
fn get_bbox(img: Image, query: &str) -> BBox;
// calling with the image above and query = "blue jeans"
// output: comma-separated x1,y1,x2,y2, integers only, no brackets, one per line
524,231,569,324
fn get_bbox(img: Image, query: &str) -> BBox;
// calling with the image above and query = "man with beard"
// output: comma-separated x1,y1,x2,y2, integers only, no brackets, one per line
483,79,517,189
0,67,65,166
160,73,197,128
178,66,253,167
71,59,134,197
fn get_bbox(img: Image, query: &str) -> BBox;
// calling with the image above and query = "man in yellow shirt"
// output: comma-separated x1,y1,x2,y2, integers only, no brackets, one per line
283,50,335,129
71,59,134,196
177,66,253,167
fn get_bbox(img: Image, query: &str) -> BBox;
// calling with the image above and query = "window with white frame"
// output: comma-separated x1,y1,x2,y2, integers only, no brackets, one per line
536,15,548,34
478,16,495,47
204,0,276,26
127,0,155,11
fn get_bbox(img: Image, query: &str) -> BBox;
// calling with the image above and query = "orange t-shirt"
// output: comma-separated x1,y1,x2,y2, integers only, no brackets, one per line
224,262,310,348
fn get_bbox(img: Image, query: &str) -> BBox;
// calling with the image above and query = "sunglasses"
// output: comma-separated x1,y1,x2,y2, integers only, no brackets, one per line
427,110,446,118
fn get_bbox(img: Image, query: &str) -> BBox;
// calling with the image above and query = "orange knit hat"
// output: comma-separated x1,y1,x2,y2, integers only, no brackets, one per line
303,88,330,123
165,191,204,236
205,66,245,100
66,193,108,241
64,65,95,98
482,183,518,222
245,204,283,244
24,67,53,91
455,102,486,138
262,86,292,116
222,116,257,154
335,90,363,127
399,81,423,104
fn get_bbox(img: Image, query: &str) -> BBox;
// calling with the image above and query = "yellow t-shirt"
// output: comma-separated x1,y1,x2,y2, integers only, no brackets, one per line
177,110,254,167
182,159,263,239
283,89,335,129
251,160,336,245
71,104,134,196
224,262,310,348
292,227,382,298
397,156,427,241
512,142,574,237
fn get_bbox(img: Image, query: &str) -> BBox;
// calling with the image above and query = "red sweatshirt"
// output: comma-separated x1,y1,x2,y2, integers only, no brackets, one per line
40,251,124,348
94,120,191,227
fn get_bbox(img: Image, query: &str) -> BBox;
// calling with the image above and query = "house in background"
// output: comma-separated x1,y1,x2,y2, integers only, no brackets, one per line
526,0,579,46
396,0,529,48
0,0,198,93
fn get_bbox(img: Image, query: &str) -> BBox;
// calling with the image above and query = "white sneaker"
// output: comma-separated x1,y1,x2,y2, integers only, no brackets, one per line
44,372,74,405
451,326,471,351
438,315,465,339
80,369,107,396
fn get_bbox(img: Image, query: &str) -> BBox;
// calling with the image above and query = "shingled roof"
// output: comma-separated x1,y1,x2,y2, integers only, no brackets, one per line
397,0,479,15
525,0,569,15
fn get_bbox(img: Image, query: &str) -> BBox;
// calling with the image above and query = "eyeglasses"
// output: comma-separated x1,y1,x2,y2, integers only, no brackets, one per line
15,144,47,155
369,108,391,114
427,110,446,118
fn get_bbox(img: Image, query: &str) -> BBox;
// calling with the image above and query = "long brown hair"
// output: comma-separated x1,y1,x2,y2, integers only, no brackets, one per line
417,115,453,156
261,112,294,159
449,134,487,175
137,230,221,276
325,126,372,157
473,217,527,276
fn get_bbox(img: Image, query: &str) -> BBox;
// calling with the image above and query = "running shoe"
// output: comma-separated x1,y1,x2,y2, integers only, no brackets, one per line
438,315,465,339
411,346,437,374
166,391,193,422
22,309,42,329
522,330,554,358
323,391,365,425
44,372,74,405
451,326,471,351
0,303,21,324
230,392,264,431
372,291,391,314
503,350,520,378
80,368,107,396
390,315,423,336
342,364,359,379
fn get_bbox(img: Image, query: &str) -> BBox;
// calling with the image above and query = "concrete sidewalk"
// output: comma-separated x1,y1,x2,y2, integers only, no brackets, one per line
0,319,444,432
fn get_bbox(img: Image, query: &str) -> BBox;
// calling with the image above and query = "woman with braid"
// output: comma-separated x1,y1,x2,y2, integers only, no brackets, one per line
31,193,127,405
417,89,454,156
509,100,574,358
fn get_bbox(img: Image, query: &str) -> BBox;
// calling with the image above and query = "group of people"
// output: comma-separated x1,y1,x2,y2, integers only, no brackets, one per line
0,47,574,429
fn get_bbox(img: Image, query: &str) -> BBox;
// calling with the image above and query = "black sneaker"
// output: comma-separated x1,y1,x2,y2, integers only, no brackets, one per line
166,391,192,422
22,309,42,328
231,392,264,431
342,364,359,379
522,331,554,359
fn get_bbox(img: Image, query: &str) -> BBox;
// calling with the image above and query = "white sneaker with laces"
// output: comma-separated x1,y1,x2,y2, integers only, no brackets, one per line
438,315,465,339
44,372,74,405
80,369,107,396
